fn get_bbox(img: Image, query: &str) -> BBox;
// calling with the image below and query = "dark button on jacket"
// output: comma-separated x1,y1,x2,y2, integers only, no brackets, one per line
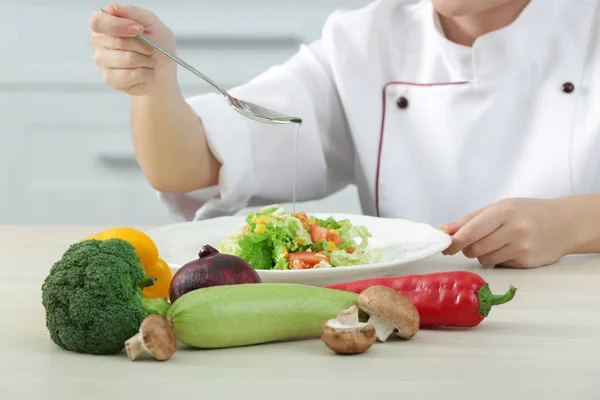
562,82,575,93
397,96,409,109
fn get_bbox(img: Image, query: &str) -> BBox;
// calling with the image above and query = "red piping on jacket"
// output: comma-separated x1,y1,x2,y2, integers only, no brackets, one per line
375,81,470,217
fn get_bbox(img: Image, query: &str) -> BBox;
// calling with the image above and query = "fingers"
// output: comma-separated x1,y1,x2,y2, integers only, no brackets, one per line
461,224,511,259
478,244,539,269
498,259,541,269
90,33,155,56
89,5,170,96
102,68,155,92
94,48,156,69
443,207,506,256
106,4,158,27
440,207,486,235
476,244,514,267
90,8,143,37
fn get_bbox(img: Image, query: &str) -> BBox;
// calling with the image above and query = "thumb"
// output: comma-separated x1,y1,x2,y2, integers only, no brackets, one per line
105,4,158,27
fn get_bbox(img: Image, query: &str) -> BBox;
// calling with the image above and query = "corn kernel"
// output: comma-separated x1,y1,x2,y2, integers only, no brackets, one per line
255,223,266,234
307,219,316,225
254,216,273,224
297,214,307,222
282,248,288,258
327,241,336,251
296,237,304,245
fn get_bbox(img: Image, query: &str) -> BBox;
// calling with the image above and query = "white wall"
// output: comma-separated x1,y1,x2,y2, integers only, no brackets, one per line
0,0,369,225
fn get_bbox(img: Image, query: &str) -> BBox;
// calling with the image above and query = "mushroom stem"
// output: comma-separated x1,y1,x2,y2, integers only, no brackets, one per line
125,334,148,361
357,285,420,341
124,314,177,362
367,315,396,342
337,304,361,325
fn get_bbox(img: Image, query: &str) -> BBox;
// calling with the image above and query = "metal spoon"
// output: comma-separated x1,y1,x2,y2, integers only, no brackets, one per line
97,9,302,125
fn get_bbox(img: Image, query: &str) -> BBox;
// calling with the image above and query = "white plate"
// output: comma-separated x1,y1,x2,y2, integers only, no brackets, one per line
145,213,452,287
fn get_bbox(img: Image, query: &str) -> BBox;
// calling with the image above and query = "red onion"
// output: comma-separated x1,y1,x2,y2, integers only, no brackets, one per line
168,245,261,303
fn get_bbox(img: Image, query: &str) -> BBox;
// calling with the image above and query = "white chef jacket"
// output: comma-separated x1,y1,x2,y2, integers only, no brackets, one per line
158,0,600,228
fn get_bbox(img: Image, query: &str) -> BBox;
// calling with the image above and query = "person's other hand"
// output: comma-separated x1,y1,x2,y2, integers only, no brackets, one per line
89,5,178,96
440,198,574,268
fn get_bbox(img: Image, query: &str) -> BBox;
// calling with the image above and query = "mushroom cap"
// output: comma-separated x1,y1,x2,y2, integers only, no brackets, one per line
358,285,420,339
321,305,377,355
140,314,177,361
321,321,377,355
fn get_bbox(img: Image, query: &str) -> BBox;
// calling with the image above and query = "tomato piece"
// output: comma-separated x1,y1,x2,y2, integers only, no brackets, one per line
326,231,344,246
288,252,330,269
309,224,329,243
290,259,311,270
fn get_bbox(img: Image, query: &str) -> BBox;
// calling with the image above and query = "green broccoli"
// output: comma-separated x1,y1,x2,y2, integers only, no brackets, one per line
41,238,155,355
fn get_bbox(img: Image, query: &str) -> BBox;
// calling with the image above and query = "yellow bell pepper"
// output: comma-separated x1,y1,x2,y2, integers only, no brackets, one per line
81,227,170,299
143,258,173,300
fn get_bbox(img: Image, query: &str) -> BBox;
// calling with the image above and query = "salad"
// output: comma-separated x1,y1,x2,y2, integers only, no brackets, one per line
220,205,373,270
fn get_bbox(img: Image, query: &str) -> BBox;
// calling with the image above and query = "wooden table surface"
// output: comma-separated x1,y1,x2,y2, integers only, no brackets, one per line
1,225,599,400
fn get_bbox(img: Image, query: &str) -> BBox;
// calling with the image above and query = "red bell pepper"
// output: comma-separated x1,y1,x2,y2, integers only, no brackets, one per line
325,271,517,328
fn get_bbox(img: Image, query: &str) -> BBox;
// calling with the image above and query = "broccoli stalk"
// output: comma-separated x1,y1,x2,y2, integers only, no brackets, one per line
142,297,171,318
41,238,158,355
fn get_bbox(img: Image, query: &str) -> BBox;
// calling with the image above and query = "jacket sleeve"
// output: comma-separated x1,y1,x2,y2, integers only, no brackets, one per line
157,37,355,221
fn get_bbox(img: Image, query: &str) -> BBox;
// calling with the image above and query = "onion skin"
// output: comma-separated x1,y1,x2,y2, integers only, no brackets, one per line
168,245,261,303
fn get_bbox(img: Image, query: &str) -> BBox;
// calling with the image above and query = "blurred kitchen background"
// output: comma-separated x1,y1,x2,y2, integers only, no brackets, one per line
0,0,372,226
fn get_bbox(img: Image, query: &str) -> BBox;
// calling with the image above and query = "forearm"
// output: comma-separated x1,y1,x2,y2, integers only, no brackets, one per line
558,193,600,254
130,87,220,193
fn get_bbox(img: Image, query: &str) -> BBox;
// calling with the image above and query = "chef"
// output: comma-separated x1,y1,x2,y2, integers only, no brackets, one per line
89,0,600,269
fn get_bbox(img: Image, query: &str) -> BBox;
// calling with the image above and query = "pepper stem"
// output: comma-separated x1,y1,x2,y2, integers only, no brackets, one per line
490,285,517,306
477,284,518,318
138,276,157,288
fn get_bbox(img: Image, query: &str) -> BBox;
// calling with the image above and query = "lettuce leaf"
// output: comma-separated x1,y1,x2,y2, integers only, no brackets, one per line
238,233,274,270
337,223,372,250
283,217,311,247
329,249,371,267
314,217,341,229
273,245,289,270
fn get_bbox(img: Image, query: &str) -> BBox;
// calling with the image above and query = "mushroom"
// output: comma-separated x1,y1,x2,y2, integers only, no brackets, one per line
321,305,377,355
124,314,177,361
357,285,420,342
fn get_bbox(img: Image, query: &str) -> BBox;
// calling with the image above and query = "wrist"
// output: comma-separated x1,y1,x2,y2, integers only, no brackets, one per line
133,80,183,108
144,80,182,102
554,194,600,255
548,197,577,257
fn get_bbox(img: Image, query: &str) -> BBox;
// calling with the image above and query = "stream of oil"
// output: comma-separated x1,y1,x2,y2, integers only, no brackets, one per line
291,121,302,213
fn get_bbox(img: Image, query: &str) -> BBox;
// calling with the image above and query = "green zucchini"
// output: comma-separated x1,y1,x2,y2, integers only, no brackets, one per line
166,283,359,349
